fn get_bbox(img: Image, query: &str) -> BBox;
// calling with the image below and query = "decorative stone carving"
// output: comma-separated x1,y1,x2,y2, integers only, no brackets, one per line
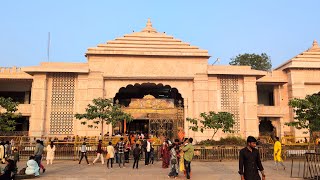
49,73,75,134
220,75,240,132
128,94,175,109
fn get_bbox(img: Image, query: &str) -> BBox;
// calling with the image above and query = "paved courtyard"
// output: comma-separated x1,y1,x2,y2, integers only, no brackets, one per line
8,159,304,180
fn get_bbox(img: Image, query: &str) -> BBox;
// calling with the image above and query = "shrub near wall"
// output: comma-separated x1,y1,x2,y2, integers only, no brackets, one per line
193,136,273,161
196,136,246,146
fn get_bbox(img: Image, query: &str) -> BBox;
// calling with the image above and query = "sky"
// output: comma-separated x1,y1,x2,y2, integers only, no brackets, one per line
1,1,320,69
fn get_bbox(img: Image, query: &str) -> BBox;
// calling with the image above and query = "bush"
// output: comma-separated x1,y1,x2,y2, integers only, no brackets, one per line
196,136,246,146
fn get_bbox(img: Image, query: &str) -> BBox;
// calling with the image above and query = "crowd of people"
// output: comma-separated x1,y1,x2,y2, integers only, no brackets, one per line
0,139,56,179
78,136,195,179
0,134,291,180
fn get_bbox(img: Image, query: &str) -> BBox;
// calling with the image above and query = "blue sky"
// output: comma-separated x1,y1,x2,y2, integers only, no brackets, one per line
1,1,320,68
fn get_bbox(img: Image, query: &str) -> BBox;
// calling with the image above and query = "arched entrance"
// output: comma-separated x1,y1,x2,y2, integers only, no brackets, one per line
113,83,184,139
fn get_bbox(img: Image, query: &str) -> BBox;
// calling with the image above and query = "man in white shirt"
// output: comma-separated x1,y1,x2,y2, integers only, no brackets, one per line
145,140,151,166
78,138,90,165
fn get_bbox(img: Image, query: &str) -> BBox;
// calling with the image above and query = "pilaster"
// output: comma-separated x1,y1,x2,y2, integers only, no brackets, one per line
29,73,47,136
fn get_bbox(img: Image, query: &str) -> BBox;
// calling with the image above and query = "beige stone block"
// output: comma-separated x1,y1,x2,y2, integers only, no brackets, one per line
243,94,257,103
193,81,208,90
193,90,209,101
31,90,47,101
76,89,88,99
87,89,104,99
88,80,103,89
77,80,88,89
208,90,217,103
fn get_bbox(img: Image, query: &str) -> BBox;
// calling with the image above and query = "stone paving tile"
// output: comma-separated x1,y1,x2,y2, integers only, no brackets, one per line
8,160,303,180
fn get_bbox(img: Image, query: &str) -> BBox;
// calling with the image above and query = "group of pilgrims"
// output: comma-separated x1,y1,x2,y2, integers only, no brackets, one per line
0,136,194,180
79,136,194,179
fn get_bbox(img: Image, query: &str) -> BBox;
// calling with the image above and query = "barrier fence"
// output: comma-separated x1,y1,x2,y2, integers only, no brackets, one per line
10,143,274,162
1,136,316,162
303,153,320,179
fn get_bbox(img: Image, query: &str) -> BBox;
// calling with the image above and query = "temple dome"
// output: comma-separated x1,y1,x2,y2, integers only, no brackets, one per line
86,19,209,57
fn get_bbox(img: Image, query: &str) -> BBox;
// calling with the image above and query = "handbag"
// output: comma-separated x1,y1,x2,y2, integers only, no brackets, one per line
106,153,110,160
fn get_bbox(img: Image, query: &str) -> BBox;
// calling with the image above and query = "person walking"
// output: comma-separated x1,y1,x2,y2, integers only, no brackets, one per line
132,144,141,169
93,140,104,165
4,141,11,159
182,138,194,180
12,148,20,166
78,138,90,165
168,143,179,178
34,140,45,173
180,138,188,176
39,141,46,173
145,139,151,166
0,142,5,164
239,136,265,180
106,142,115,169
116,137,125,168
124,140,131,163
46,141,56,165
274,136,285,170
149,143,155,165
141,138,147,162
161,140,170,168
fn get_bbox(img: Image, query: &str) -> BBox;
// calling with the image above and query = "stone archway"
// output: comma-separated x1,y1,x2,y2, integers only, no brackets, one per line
113,83,184,139
114,83,184,107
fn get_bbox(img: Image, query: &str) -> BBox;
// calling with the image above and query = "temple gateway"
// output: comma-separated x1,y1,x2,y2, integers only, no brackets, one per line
1,19,320,140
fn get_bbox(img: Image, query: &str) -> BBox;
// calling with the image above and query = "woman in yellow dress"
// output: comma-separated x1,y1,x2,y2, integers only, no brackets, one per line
274,137,285,170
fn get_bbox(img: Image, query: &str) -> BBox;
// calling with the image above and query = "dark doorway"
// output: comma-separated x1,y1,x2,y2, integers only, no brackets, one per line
126,119,149,134
257,84,275,106
259,117,275,137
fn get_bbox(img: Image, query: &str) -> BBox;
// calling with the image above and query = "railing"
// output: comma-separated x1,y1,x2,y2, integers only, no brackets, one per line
2,135,317,163
303,153,320,179
9,143,273,161
289,150,318,179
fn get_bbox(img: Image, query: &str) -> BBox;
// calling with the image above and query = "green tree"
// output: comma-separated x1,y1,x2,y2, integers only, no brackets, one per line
285,92,320,135
186,111,235,139
229,53,272,71
75,98,133,137
0,97,20,132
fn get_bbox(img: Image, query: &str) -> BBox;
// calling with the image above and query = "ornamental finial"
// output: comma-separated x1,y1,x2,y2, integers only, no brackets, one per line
141,18,157,33
313,40,319,48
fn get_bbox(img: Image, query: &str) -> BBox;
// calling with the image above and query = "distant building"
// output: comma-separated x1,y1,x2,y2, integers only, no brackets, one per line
1,19,320,140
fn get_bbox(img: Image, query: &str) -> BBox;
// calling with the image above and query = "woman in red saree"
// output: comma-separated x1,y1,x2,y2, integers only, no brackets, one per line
161,141,170,168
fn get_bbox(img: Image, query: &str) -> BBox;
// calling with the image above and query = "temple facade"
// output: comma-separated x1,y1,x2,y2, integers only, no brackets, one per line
1,19,320,141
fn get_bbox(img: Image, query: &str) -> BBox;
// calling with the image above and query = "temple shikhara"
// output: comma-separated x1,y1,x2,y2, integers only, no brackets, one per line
1,19,320,141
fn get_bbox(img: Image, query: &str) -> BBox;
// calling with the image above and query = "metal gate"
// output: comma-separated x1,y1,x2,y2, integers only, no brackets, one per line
122,95,184,139
148,104,184,139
